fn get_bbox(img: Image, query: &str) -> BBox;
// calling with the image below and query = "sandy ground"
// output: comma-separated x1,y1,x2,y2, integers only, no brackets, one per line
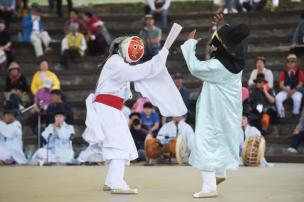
0,163,303,202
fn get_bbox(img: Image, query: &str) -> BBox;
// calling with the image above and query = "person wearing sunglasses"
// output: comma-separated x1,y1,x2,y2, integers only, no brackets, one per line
275,54,303,118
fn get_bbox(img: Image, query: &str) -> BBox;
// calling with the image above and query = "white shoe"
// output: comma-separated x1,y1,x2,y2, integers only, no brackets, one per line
287,147,298,154
193,190,218,198
111,188,138,194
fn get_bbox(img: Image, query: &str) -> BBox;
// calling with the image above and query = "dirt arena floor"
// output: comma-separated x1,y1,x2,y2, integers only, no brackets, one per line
0,163,303,202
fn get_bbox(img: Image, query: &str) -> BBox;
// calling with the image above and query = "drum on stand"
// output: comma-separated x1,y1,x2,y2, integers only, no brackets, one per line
242,136,266,166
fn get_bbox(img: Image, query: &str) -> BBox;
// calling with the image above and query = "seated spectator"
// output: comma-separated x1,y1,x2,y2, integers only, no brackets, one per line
248,57,274,89
132,97,150,113
240,114,273,167
275,54,303,118
29,106,75,165
249,73,276,133
30,59,60,95
291,13,304,55
173,73,190,109
242,86,249,103
15,0,29,16
287,112,304,154
46,89,74,126
21,3,52,58
129,112,149,161
4,62,29,110
140,14,162,59
223,0,239,13
162,73,189,124
157,116,193,162
0,19,13,68
83,12,109,56
61,23,87,68
0,0,15,28
0,101,27,165
144,0,171,29
34,78,53,111
141,102,160,135
64,8,86,34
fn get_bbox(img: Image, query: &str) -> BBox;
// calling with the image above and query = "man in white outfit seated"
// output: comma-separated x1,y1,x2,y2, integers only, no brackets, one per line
240,113,273,167
157,116,193,162
30,107,75,165
0,102,27,165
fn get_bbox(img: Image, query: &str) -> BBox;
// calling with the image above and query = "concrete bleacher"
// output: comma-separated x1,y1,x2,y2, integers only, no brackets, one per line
0,3,304,162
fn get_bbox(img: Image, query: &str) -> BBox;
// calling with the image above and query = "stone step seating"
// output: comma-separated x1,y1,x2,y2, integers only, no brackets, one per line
2,9,304,162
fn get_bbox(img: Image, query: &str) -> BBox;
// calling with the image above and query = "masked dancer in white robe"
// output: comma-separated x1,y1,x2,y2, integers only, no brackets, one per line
84,24,187,194
0,102,27,165
30,108,75,165
181,14,250,198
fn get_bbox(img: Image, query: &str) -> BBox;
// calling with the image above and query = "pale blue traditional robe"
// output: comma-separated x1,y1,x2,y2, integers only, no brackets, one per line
181,39,242,172
0,120,27,164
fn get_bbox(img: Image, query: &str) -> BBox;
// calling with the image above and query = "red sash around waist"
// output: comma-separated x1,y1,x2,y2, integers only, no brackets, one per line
95,94,124,110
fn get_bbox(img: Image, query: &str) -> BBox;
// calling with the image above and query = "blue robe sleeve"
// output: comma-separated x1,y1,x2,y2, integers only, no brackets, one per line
181,39,224,83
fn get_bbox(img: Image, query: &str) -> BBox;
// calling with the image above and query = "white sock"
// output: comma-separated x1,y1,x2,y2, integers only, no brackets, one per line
201,171,217,193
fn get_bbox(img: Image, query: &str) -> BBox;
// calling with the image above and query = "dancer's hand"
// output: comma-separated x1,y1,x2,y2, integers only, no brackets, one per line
212,13,224,29
188,29,202,42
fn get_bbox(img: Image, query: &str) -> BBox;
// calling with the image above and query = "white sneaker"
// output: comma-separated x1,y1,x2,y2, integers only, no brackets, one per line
287,147,298,154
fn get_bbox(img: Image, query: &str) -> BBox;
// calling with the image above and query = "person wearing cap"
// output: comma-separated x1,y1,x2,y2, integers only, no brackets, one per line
0,19,13,68
21,3,52,57
46,89,74,126
0,101,27,165
144,0,171,29
61,22,87,68
83,32,186,194
248,73,275,133
0,0,15,28
30,59,60,95
4,62,29,109
139,14,162,59
181,14,250,198
29,106,75,165
248,56,274,89
275,54,303,118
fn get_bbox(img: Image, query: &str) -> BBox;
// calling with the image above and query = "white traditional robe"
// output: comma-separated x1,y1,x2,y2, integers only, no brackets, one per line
83,47,187,163
181,39,242,172
0,120,27,164
157,120,194,162
30,122,75,164
77,128,103,163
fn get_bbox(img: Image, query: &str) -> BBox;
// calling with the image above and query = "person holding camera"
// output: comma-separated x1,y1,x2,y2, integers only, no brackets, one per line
249,73,275,133
129,112,149,162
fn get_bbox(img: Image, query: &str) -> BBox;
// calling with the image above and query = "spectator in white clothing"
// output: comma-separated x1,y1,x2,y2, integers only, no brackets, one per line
248,57,274,89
